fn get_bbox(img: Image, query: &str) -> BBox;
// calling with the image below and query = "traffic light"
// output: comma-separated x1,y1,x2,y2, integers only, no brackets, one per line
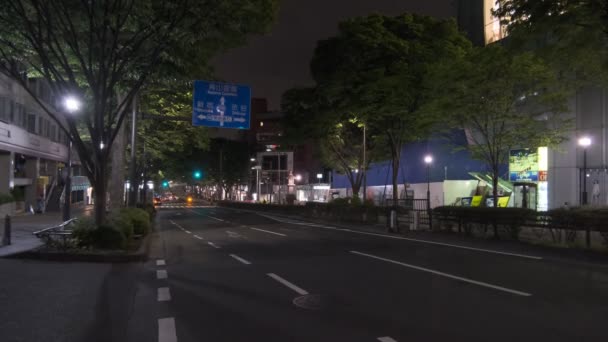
193,171,202,179
162,181,169,187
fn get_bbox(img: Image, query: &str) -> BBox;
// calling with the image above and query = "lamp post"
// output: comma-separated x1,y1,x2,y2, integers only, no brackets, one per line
578,137,591,205
424,155,433,230
62,96,81,221
316,173,323,185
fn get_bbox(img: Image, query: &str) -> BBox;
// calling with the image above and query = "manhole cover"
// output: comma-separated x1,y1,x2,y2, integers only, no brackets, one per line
293,294,324,310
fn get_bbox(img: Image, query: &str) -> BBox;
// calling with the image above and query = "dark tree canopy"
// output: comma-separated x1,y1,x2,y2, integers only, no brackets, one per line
0,0,279,223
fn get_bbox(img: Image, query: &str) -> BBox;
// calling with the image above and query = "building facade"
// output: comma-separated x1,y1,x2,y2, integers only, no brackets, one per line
0,74,87,213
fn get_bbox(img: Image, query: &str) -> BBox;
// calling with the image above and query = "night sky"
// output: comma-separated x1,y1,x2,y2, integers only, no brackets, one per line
212,0,456,110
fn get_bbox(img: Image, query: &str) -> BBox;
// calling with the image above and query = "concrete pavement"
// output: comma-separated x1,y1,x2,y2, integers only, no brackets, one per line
0,206,93,257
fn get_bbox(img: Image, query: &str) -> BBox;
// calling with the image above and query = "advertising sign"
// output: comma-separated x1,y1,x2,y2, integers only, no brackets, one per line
509,148,538,172
192,80,251,129
509,171,539,182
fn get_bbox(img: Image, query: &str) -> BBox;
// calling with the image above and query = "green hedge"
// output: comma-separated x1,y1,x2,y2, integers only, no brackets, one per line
72,218,126,250
119,208,151,235
546,207,608,232
218,199,381,224
0,193,15,205
433,206,536,239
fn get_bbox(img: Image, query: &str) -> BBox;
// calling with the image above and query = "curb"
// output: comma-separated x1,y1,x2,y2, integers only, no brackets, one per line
7,232,153,263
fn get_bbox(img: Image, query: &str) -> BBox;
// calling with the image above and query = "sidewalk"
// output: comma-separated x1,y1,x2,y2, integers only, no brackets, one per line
0,205,94,257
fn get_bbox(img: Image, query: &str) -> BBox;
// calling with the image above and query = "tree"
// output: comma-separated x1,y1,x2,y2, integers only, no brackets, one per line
494,0,608,87
282,88,378,198
306,14,471,203
0,0,278,224
426,44,572,209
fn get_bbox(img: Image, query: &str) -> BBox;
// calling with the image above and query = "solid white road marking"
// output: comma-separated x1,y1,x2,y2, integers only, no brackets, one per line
193,234,203,240
267,273,309,295
230,254,252,265
209,216,224,221
157,287,171,301
250,227,286,237
378,337,398,342
158,317,177,342
156,259,166,266
258,214,541,260
208,242,221,249
351,251,532,297
157,270,168,279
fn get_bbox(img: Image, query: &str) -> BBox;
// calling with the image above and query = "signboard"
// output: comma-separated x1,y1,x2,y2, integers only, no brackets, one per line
192,80,251,129
509,148,538,172
509,171,539,182
486,196,510,207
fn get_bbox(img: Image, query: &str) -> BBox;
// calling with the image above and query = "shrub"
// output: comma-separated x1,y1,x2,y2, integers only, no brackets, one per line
0,192,15,205
120,208,150,236
71,218,96,247
432,206,535,239
109,212,134,241
137,203,157,217
90,224,126,249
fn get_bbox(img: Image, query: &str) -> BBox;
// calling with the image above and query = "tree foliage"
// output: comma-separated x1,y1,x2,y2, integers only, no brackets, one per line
426,44,572,206
300,14,471,202
494,0,608,87
0,0,278,223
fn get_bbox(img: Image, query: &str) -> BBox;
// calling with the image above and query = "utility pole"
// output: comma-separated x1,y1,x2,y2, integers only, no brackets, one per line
219,148,223,200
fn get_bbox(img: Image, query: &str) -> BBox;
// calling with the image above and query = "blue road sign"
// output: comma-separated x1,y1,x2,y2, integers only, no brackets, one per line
192,80,251,129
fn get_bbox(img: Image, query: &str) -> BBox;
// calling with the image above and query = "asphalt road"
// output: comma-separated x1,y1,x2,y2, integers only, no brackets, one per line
128,206,608,342
1,206,607,342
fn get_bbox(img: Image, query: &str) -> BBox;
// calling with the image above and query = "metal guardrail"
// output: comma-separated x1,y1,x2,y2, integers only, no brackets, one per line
33,218,78,249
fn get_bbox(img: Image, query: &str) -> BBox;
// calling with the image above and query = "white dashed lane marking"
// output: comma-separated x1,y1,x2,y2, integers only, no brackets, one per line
158,317,177,342
230,254,252,265
267,273,308,295
156,259,166,266
156,270,168,280
157,287,171,301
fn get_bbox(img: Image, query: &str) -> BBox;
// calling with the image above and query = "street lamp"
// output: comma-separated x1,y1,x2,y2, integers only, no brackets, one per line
578,136,591,205
316,173,323,185
424,154,433,230
295,174,302,182
62,96,81,221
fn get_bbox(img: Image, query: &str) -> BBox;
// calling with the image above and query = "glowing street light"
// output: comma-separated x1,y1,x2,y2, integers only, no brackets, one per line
424,154,433,230
578,136,592,206
64,96,81,113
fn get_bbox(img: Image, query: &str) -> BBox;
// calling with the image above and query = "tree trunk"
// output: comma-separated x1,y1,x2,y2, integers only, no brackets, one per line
93,162,108,225
391,149,400,204
492,169,499,239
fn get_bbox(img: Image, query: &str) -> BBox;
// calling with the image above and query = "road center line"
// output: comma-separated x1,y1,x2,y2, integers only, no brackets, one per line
250,227,286,237
156,270,168,280
158,317,177,342
258,214,541,260
378,337,398,342
208,242,221,249
267,273,308,295
157,287,171,301
351,251,532,297
156,259,166,266
230,254,252,265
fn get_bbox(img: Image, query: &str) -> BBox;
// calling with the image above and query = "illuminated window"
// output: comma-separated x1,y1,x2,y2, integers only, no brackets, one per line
484,0,508,44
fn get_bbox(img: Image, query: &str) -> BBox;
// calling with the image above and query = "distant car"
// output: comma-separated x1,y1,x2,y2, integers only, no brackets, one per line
153,196,162,205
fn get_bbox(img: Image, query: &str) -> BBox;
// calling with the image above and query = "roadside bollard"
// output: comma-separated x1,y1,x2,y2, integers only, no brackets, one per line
3,215,11,246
